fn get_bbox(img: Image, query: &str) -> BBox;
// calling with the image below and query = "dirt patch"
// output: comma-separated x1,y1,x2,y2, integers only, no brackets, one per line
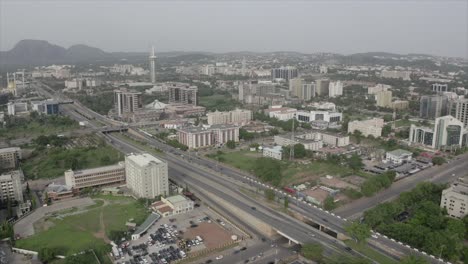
93,211,111,243
183,222,233,249
33,218,55,233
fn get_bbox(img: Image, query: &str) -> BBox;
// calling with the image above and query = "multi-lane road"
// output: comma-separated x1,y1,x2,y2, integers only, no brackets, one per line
33,81,454,263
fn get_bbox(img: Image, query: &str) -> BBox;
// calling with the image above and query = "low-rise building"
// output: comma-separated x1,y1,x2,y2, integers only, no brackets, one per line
392,100,409,110
0,147,21,170
264,106,297,121
296,110,342,123
385,149,413,164
207,109,252,125
65,162,125,190
441,176,468,218
263,146,283,160
151,195,194,217
177,124,239,149
348,118,384,137
46,183,76,200
0,170,23,202
7,102,28,116
274,131,349,151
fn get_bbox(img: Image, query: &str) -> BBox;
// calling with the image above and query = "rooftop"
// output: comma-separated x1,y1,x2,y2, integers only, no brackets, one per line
0,147,20,154
133,212,160,236
387,149,412,157
126,153,165,167
71,162,125,176
165,195,190,204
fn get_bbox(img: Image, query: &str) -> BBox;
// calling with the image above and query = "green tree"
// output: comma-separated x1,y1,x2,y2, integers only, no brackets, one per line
345,221,371,244
293,144,306,158
382,124,392,137
347,154,363,171
38,247,61,263
432,156,446,165
226,140,236,149
301,243,323,262
253,158,282,186
284,197,289,209
323,196,337,210
264,189,275,201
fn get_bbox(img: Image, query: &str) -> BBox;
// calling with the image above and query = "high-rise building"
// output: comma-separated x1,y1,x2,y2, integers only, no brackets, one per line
441,176,468,218
125,153,169,198
289,78,303,97
168,83,198,106
114,89,143,117
315,79,330,96
0,147,21,170
432,83,449,93
375,90,392,108
409,115,467,149
149,46,157,84
419,95,450,119
301,83,315,101
452,99,468,128
328,81,343,98
0,170,23,202
271,66,298,81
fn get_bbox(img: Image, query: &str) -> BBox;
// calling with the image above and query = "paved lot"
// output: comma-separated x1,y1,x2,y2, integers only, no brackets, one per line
13,197,95,238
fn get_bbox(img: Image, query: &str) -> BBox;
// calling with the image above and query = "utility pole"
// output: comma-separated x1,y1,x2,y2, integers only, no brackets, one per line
290,114,296,161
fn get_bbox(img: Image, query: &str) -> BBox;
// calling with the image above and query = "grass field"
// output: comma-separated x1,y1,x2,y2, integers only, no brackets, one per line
16,196,149,258
21,145,124,179
0,116,79,140
198,94,241,111
344,240,398,264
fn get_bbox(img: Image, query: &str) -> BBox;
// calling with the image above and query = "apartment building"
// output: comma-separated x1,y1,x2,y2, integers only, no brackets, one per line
367,84,391,95
441,176,468,218
125,153,169,198
114,89,143,117
419,95,450,119
0,170,23,202
375,90,393,108
168,82,198,106
315,79,330,96
348,118,384,137
432,83,449,93
452,99,468,128
64,162,126,189
271,66,298,81
380,70,411,81
328,81,343,98
207,109,252,125
0,147,22,170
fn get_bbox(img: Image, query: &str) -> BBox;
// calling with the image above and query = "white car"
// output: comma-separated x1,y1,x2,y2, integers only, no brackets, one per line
371,234,378,239
216,255,224,260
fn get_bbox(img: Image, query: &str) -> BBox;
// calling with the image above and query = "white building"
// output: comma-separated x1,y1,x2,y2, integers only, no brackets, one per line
296,110,342,123
375,90,393,108
409,115,467,149
385,149,412,164
328,81,343,98
368,84,391,95
177,124,239,149
452,99,468,128
207,109,252,125
0,170,23,202
152,195,194,217
441,176,468,218
381,70,411,81
348,118,384,137
432,83,449,93
125,153,169,198
263,146,283,160
264,106,297,121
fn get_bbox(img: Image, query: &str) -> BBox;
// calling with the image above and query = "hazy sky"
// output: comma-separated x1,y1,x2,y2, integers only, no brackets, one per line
1,0,467,58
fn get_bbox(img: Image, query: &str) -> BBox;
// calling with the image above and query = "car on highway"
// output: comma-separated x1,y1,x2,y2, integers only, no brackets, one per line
215,255,223,260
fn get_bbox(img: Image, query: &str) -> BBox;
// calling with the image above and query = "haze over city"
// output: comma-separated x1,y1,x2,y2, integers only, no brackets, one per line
1,0,467,58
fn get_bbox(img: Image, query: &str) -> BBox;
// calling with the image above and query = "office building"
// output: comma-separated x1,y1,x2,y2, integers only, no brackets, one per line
0,147,21,170
328,81,343,98
368,84,391,95
375,90,393,108
177,124,239,149
125,153,169,198
409,115,467,149
149,46,157,84
265,106,297,121
380,70,411,80
207,109,252,126
168,83,198,106
452,99,468,127
152,195,194,217
441,176,468,218
419,95,450,119
296,110,342,123
263,146,283,160
432,83,449,93
271,66,298,81
114,89,143,117
64,162,126,190
315,79,330,96
32,100,60,115
348,118,384,138
0,170,23,202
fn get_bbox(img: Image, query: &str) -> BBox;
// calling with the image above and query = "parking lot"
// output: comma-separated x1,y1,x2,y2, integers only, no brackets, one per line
115,205,242,264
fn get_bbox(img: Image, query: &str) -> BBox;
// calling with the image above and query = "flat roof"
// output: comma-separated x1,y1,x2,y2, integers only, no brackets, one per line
72,162,124,176
387,149,412,157
165,195,188,204
0,147,20,154
126,153,165,167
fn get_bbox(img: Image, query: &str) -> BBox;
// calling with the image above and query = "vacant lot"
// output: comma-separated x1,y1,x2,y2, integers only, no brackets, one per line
16,196,149,257
0,115,79,140
183,222,233,250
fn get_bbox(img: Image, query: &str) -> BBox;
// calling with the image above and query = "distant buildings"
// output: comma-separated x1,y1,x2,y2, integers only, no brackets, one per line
409,115,467,149
380,70,411,81
296,110,342,123
168,83,198,106
65,162,126,190
375,90,393,108
452,99,468,128
367,84,391,95
348,118,384,137
125,153,169,198
0,170,23,202
391,100,409,110
177,124,240,149
0,147,21,170
207,109,252,126
315,79,330,96
31,100,60,115
419,95,450,119
289,78,303,98
271,66,298,81
432,83,449,93
238,81,284,105
264,106,297,121
114,89,143,117
328,81,343,98
263,146,283,160
441,176,468,218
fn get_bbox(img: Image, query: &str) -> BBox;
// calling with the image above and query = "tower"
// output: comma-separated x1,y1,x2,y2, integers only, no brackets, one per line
149,46,157,84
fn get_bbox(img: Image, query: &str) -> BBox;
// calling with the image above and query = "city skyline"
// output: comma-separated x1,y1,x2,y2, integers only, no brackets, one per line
1,1,467,58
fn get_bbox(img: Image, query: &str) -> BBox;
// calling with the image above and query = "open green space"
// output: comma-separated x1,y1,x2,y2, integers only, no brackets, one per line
199,94,241,111
22,144,124,179
344,240,398,264
0,114,79,140
16,196,150,262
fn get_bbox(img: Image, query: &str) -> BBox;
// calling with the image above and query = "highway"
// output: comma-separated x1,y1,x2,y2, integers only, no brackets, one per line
33,81,450,263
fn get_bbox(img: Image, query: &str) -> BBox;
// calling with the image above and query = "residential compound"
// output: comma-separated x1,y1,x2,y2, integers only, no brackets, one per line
168,82,198,106
0,147,21,170
409,115,468,150
348,118,385,137
274,131,349,151
441,176,468,218
125,153,169,198
64,162,126,189
206,109,252,125
177,124,239,149
0,170,23,202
